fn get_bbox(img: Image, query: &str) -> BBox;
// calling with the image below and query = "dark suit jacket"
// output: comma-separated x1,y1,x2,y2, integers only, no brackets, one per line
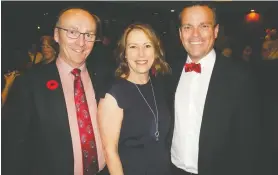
168,52,262,175
2,61,113,175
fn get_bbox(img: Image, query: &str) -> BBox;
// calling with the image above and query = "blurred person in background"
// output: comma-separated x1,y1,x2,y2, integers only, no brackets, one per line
222,46,233,58
37,35,59,65
28,43,43,65
241,45,253,62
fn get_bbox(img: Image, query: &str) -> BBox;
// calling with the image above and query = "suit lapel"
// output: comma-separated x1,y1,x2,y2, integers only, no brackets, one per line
172,58,186,95
45,64,68,123
86,63,100,104
86,63,94,83
198,54,233,171
37,63,74,171
41,64,72,140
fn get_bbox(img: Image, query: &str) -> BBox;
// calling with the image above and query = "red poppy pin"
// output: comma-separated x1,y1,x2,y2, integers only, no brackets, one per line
46,80,59,90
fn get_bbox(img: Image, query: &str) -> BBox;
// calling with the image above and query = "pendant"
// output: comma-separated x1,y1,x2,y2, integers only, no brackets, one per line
155,131,160,141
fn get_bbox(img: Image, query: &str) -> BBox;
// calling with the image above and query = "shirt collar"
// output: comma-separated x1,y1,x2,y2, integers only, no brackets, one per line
186,49,216,66
56,57,87,75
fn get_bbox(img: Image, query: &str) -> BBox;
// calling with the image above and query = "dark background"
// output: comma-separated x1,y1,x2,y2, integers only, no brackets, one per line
2,1,278,71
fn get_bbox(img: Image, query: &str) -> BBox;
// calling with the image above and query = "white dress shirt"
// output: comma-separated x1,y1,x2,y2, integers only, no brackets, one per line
171,49,216,174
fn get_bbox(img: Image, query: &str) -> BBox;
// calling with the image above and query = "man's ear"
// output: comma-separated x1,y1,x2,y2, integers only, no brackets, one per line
54,28,59,43
214,24,219,39
179,28,182,41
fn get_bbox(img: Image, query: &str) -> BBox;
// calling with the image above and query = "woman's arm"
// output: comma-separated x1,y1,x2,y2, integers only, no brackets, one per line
98,93,124,175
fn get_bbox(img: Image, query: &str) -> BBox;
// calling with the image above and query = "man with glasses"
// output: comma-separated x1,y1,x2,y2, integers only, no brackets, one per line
2,7,109,175
169,2,262,175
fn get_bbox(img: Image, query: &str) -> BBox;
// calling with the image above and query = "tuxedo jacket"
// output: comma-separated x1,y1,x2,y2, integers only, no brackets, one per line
2,61,113,175
167,52,262,175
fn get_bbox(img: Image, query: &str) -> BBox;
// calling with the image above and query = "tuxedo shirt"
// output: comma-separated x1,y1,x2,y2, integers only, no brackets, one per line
171,50,216,174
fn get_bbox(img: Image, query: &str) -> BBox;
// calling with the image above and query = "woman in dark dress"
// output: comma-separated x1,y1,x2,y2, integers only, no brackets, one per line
98,23,172,175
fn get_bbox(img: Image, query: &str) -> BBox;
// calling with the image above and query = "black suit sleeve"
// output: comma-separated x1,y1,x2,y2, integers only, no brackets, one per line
2,74,36,175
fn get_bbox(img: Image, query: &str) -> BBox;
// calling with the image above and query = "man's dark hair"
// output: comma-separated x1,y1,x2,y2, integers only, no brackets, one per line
179,1,218,25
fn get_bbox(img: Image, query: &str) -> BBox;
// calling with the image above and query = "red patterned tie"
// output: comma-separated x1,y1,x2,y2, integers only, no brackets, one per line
72,68,99,175
184,63,201,73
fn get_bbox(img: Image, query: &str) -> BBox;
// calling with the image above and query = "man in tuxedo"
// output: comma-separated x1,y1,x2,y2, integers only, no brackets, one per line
2,8,111,175
170,2,261,175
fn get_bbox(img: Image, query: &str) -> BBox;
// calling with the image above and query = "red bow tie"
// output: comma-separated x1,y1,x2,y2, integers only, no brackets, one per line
184,63,201,73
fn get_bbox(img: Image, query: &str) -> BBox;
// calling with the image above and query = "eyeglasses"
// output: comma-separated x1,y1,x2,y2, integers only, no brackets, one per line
56,26,97,42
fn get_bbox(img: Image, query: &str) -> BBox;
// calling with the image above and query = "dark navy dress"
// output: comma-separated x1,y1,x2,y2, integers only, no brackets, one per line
102,77,171,175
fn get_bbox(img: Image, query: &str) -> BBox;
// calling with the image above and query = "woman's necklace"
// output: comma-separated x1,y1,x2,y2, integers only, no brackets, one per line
133,78,159,141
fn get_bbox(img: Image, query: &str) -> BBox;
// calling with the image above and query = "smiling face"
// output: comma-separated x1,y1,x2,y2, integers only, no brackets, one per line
54,9,96,68
179,5,219,62
125,29,155,77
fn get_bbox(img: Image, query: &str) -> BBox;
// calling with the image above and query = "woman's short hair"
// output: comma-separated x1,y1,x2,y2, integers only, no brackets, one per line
115,23,171,77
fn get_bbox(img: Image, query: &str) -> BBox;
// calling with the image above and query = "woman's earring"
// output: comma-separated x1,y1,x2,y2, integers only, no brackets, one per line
151,67,157,76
